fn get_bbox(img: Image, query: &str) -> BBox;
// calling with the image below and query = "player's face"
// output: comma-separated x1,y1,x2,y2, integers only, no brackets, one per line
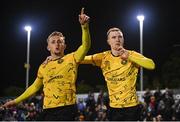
108,31,124,50
47,35,66,56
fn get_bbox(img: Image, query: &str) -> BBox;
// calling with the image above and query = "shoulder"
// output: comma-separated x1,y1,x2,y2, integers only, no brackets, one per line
128,50,140,56
65,52,74,57
91,50,110,59
64,52,77,62
103,50,111,55
38,63,45,71
67,52,76,60
95,50,110,56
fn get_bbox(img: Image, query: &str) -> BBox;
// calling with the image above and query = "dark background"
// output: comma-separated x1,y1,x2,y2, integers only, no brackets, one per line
0,0,179,96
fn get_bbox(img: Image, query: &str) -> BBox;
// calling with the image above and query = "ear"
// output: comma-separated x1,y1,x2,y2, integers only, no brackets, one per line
47,46,50,51
63,44,66,50
107,39,110,46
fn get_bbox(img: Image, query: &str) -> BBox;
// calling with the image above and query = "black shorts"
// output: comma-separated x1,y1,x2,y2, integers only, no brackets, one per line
36,104,77,121
108,105,141,121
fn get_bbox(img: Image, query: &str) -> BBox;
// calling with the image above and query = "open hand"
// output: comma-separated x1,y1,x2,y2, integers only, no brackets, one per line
43,56,53,65
2,100,16,109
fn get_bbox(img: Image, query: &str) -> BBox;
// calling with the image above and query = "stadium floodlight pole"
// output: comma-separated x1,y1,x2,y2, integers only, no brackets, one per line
137,15,144,91
24,25,32,89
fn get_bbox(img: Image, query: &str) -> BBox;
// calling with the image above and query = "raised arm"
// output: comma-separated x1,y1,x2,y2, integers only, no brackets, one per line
74,8,91,62
2,78,43,108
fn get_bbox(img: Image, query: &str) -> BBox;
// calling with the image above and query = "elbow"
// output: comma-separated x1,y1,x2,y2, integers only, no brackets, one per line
149,64,155,70
148,61,155,70
142,59,155,70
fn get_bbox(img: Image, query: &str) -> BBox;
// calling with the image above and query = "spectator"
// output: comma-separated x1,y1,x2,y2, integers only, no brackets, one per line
154,87,162,103
77,98,85,113
143,88,152,105
97,89,104,105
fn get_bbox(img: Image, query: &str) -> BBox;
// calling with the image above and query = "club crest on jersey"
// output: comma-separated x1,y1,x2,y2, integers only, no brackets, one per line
121,60,127,65
58,59,64,64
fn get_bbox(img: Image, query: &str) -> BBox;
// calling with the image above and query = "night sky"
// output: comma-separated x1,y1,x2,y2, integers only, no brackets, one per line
0,0,179,96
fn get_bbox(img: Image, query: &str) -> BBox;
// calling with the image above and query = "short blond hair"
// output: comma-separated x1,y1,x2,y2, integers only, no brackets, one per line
107,27,122,37
47,31,65,43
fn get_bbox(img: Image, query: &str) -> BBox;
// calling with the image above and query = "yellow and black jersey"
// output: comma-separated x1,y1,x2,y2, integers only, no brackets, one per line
81,50,155,108
38,53,78,109
13,23,91,109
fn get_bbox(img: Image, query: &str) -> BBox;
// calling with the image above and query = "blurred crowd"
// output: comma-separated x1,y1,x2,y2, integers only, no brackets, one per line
0,88,180,121
140,88,180,121
0,94,43,121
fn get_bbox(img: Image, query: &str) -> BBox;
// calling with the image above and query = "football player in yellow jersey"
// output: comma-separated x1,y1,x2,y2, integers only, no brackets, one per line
80,27,155,120
2,8,91,120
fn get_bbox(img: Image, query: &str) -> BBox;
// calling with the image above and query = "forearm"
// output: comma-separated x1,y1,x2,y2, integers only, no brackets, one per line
80,55,94,64
74,23,91,62
14,78,42,104
128,54,155,70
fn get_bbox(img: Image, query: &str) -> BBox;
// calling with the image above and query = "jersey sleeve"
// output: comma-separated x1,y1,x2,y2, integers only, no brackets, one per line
80,52,105,67
74,23,91,63
128,51,155,70
14,66,43,104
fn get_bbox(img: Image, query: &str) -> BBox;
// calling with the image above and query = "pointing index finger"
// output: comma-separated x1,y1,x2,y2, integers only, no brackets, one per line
81,7,84,15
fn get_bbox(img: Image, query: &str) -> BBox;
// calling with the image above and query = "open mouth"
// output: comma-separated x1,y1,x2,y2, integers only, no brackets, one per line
56,47,59,50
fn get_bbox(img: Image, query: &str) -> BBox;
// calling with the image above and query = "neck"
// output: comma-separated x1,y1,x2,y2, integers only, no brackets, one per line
111,49,120,57
51,53,64,60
